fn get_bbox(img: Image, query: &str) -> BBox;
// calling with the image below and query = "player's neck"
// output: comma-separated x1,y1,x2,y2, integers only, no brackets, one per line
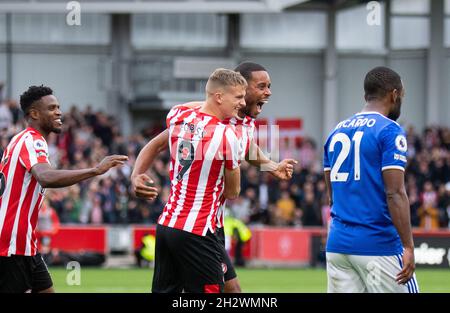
361,102,389,118
200,101,223,120
27,122,49,139
236,111,246,119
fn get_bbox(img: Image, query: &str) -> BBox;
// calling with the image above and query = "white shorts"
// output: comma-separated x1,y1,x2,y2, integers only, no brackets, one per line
326,252,419,293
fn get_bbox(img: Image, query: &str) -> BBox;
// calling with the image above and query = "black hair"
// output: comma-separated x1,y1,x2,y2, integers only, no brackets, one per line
234,61,267,82
20,85,53,116
364,66,402,101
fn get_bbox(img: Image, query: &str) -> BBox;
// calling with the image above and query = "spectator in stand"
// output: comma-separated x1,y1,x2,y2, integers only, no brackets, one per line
300,182,321,226
0,99,13,131
273,191,296,226
417,181,440,230
37,199,61,256
0,86,448,229
437,184,449,228
0,82,3,103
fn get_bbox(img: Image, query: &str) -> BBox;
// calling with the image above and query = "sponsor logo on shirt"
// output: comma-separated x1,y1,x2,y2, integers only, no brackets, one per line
37,151,48,158
393,153,407,162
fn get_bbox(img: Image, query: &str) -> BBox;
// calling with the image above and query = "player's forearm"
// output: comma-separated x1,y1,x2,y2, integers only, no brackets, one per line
324,170,333,206
36,168,99,188
131,131,168,179
223,167,241,200
131,143,158,179
246,142,277,172
386,189,414,249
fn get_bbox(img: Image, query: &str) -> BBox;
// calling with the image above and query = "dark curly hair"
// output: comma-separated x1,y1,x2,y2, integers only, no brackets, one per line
364,67,402,101
20,85,53,116
234,61,267,82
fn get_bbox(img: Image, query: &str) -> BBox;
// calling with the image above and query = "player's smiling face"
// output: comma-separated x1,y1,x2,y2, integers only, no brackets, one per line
240,71,271,119
37,95,63,134
221,85,246,119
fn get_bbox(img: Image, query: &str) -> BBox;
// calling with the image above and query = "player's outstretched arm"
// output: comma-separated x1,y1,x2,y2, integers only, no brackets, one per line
31,155,128,188
223,167,241,200
246,139,296,179
383,169,415,285
131,129,169,200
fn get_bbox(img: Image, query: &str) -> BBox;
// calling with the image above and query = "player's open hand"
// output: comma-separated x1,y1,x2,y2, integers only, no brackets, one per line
396,246,415,285
132,173,159,200
95,155,128,175
271,159,298,180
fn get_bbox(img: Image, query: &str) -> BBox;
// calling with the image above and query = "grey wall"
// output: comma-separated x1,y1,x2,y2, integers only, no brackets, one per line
337,55,429,132
444,56,450,127
242,54,324,146
336,55,385,123
0,53,6,86
389,56,427,131
10,53,109,112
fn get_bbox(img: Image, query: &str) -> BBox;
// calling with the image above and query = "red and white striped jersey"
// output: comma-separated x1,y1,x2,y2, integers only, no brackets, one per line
0,127,50,256
158,105,241,236
226,115,255,160
216,115,255,228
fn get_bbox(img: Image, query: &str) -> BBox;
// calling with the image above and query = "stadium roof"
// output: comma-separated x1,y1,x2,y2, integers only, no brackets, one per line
0,0,379,13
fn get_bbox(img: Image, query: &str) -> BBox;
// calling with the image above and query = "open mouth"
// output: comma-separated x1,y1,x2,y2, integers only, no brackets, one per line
256,100,268,111
54,118,63,126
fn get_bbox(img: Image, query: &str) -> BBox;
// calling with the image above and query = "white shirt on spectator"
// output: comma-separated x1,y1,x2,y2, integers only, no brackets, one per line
0,102,12,130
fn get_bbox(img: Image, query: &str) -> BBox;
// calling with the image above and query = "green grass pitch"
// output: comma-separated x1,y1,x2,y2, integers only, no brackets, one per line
50,267,450,293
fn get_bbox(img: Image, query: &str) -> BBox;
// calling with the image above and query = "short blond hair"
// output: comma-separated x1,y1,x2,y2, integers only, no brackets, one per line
206,68,247,94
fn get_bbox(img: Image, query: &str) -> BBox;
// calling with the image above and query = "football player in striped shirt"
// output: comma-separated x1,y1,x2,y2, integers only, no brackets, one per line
149,69,248,293
323,67,418,293
131,63,296,293
0,85,128,293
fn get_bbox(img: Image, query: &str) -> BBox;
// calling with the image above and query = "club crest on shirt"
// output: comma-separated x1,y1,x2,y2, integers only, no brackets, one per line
395,135,407,152
1,156,8,166
33,139,47,151
221,262,228,274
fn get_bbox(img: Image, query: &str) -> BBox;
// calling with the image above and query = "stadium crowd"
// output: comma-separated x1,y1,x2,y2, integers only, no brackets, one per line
0,95,449,229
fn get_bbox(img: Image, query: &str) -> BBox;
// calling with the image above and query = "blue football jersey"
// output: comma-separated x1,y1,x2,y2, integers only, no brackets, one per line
323,111,408,255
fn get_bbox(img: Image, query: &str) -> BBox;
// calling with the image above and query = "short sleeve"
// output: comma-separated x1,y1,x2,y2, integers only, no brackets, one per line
379,123,408,172
20,134,50,172
223,126,241,170
166,105,189,128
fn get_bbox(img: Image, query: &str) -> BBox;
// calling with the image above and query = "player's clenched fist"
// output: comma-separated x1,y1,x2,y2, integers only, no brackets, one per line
94,155,128,175
272,159,297,180
132,173,159,200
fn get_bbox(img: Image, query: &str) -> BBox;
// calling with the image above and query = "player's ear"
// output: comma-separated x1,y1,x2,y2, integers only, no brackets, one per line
215,91,223,105
28,106,40,121
391,89,399,103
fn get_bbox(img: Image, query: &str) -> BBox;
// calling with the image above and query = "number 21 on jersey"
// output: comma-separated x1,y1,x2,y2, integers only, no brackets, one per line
329,131,364,182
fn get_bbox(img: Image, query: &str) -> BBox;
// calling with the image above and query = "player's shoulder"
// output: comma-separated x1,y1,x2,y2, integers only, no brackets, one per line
169,104,194,114
367,112,405,135
325,114,357,141
25,127,45,137
19,127,45,144
25,128,48,151
167,105,198,124
244,116,255,127
355,111,400,127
